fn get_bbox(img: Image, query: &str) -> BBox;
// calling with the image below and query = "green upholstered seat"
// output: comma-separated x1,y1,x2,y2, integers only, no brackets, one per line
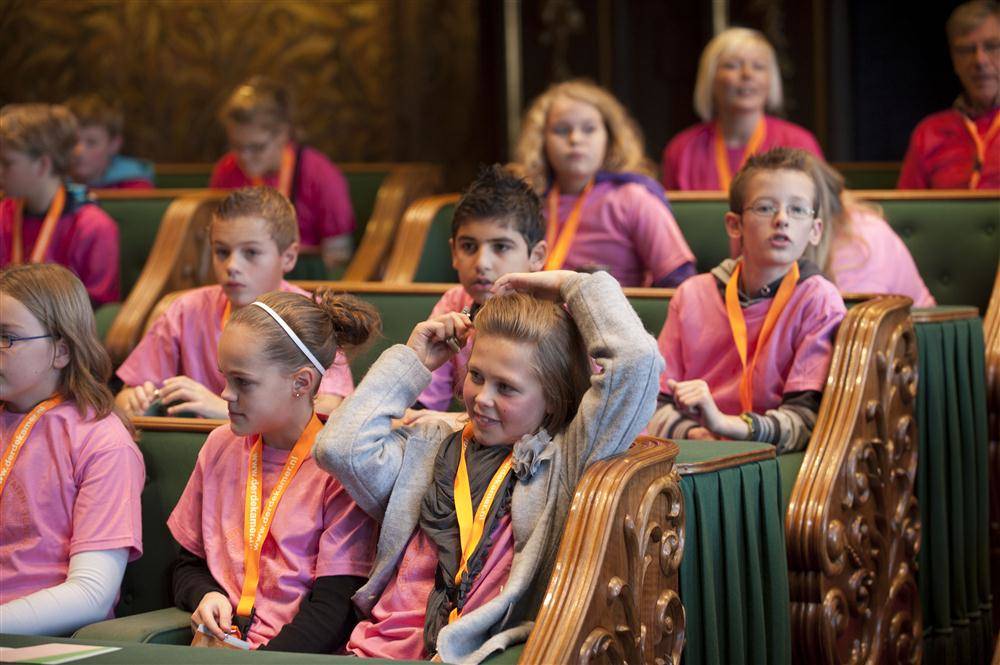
94,302,122,341
153,168,212,188
343,169,388,248
671,199,732,274
342,291,446,378
96,197,177,298
833,162,901,190
411,202,460,283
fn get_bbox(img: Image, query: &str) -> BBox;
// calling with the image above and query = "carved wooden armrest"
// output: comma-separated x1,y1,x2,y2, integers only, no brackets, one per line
104,194,223,365
382,193,461,283
343,163,443,281
522,436,685,665
983,265,1000,628
786,295,921,663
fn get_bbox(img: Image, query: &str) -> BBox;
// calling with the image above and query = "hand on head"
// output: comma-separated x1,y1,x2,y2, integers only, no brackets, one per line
491,270,576,301
406,311,474,372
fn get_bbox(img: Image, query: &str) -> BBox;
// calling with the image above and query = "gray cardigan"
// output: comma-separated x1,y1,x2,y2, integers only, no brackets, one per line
312,271,664,664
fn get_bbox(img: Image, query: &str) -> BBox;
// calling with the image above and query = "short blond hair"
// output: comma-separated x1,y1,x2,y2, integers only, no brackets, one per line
212,186,299,252
514,79,655,193
947,1,999,43
219,76,293,134
0,104,78,177
64,94,124,137
693,28,784,121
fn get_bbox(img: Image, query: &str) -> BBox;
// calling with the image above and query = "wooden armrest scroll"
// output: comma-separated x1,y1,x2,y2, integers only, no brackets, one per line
786,295,921,664
522,436,685,665
104,193,224,365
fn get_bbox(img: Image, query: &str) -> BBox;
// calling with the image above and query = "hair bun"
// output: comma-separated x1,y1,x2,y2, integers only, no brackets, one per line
316,289,381,349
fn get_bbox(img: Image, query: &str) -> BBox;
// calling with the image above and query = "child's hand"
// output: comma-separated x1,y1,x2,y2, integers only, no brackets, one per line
160,376,228,419
686,427,717,440
191,591,233,641
406,312,473,371
666,379,723,430
117,381,157,417
492,270,577,301
402,408,469,430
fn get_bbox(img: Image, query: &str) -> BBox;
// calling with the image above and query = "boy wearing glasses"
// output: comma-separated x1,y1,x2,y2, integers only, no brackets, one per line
649,147,846,453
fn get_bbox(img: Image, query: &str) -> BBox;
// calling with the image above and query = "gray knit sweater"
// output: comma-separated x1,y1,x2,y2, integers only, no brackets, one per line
312,271,664,664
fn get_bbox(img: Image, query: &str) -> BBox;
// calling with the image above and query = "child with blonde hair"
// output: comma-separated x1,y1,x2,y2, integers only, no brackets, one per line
210,76,355,271
0,264,143,636
169,289,379,652
64,94,154,189
116,187,354,418
314,269,662,662
515,79,695,287
0,104,120,305
651,147,845,453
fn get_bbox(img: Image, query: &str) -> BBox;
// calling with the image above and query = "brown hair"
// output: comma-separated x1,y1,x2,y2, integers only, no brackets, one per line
219,76,293,134
473,292,589,434
0,104,78,177
212,186,299,252
0,264,133,435
227,289,381,393
515,79,655,193
946,0,999,43
64,94,123,137
452,164,545,249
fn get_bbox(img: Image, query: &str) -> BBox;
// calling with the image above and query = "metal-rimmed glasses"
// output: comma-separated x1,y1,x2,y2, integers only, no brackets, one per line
0,333,53,349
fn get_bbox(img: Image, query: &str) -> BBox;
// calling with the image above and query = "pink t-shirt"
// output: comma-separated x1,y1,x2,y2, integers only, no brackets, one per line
417,286,475,411
167,423,376,648
0,198,120,306
657,271,846,415
545,180,695,287
116,282,353,397
209,145,355,247
661,116,825,191
0,402,144,609
898,107,1000,189
347,516,515,660
830,210,936,307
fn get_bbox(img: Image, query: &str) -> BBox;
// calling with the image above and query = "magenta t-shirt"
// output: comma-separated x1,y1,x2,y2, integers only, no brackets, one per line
898,107,1000,189
116,282,354,397
830,210,936,307
0,198,120,306
209,144,355,247
661,116,824,191
417,286,476,411
544,180,695,286
657,271,845,415
347,516,515,660
0,402,144,609
167,423,377,648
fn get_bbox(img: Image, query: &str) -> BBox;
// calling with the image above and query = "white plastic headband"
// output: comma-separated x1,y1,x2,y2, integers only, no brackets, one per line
250,301,326,375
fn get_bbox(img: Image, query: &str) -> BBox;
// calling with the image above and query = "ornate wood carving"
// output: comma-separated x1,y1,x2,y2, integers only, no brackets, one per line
522,437,685,665
786,295,921,664
983,265,1000,634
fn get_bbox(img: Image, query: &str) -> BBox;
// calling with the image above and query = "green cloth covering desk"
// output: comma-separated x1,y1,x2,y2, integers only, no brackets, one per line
913,310,992,664
674,439,792,665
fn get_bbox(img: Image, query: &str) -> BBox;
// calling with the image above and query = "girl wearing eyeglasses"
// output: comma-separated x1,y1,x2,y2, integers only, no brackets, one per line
210,76,355,272
0,263,143,636
650,147,846,453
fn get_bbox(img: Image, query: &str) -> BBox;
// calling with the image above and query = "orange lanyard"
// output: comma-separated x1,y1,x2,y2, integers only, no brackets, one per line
714,117,766,191
249,144,296,198
221,301,232,329
11,185,66,264
448,423,513,623
0,396,62,498
235,413,322,622
724,261,799,413
544,179,594,271
960,112,1000,189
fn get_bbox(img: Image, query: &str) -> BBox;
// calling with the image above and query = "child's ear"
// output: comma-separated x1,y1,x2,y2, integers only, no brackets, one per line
723,211,743,240
291,367,317,397
34,154,53,179
528,239,548,271
108,134,123,155
51,338,70,370
280,241,299,274
808,217,824,247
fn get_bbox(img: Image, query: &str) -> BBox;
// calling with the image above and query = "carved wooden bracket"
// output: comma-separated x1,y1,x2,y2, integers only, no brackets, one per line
523,437,685,665
786,295,921,664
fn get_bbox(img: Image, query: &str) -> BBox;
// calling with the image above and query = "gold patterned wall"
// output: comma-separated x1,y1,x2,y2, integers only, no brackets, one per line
0,0,482,181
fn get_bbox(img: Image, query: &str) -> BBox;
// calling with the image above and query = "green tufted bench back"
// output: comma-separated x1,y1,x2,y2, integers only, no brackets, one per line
96,196,177,298
116,421,215,617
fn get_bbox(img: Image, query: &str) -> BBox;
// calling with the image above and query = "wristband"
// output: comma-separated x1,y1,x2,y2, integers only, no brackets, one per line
739,413,755,441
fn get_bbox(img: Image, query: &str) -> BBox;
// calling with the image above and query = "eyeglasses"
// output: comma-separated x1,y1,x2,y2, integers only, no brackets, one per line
742,201,816,222
0,333,52,349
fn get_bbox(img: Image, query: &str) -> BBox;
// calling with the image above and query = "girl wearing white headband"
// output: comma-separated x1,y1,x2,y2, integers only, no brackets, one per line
166,289,380,653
